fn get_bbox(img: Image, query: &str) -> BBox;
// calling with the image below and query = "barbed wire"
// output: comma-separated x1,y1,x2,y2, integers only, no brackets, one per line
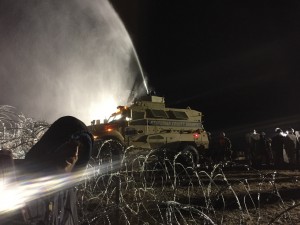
0,105,49,158
1,105,300,224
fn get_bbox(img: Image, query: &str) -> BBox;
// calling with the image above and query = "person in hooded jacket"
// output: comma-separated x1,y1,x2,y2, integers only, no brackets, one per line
20,116,93,225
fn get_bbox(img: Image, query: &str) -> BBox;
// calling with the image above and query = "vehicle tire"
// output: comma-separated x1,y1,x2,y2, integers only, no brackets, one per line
92,139,124,171
176,145,200,168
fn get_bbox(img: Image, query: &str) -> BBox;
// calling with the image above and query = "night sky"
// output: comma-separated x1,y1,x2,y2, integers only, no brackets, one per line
111,0,300,136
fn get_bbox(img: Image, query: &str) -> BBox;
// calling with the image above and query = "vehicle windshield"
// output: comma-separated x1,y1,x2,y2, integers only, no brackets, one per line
107,113,123,123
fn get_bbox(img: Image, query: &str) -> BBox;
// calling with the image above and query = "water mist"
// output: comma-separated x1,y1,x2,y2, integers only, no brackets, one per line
0,0,147,124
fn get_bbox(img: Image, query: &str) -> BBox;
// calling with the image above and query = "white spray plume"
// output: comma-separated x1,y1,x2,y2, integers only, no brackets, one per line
0,0,147,124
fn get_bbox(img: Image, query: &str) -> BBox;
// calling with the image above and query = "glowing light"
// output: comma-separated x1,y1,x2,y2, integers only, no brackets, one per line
0,162,121,215
193,133,199,139
0,183,25,214
114,114,122,120
107,128,113,132
89,95,120,124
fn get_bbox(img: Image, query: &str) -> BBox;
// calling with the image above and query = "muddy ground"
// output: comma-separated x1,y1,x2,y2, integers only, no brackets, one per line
78,160,300,225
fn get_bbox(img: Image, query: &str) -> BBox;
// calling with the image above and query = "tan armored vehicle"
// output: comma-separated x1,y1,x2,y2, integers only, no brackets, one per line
88,95,209,165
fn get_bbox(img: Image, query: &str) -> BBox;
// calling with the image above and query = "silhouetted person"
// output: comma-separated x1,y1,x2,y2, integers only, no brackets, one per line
206,132,213,161
271,128,285,168
254,132,273,167
245,132,252,165
265,136,273,166
20,116,93,225
212,132,232,163
247,129,260,166
284,128,297,170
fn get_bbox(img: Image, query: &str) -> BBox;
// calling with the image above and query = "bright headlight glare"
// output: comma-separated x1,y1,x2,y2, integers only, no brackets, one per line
0,161,122,215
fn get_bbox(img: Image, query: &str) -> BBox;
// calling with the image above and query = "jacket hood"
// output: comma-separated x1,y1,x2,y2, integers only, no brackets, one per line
25,116,93,171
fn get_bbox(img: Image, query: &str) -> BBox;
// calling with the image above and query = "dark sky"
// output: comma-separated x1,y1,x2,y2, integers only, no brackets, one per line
111,0,300,135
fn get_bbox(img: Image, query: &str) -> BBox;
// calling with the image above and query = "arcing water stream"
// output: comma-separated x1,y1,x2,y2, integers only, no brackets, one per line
0,0,148,125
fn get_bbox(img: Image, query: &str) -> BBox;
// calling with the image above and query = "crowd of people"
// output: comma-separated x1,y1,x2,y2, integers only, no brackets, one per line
208,127,300,169
245,127,300,169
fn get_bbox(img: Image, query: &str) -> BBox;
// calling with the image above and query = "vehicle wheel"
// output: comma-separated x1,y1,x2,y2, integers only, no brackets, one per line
92,139,124,171
175,145,199,168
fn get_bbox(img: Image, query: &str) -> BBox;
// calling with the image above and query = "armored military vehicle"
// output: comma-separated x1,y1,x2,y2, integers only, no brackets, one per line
88,95,209,165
